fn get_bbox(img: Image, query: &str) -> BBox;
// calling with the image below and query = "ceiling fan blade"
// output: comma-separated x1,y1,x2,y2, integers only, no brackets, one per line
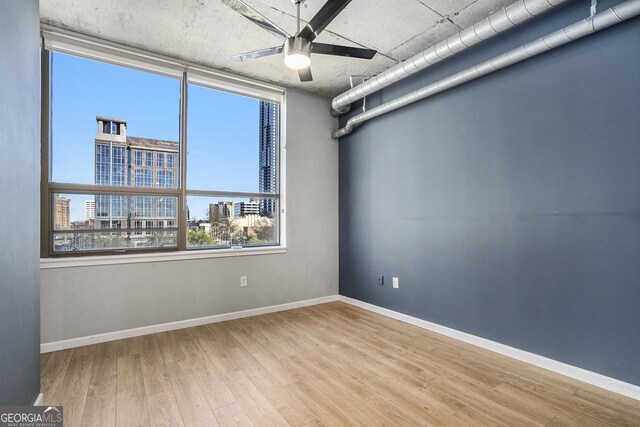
297,0,352,42
311,43,376,59
298,67,313,82
220,0,290,41
231,46,283,62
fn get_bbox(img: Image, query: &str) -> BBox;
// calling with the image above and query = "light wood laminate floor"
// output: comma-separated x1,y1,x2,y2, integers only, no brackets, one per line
41,302,640,426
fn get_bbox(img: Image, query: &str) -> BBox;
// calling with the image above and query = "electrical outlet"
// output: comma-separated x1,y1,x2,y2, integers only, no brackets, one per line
393,277,399,288
378,275,384,286
240,276,248,287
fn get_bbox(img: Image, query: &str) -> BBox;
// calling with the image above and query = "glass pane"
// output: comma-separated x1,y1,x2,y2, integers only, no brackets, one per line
52,193,178,253
53,230,178,253
186,196,277,249
50,52,180,186
187,83,278,193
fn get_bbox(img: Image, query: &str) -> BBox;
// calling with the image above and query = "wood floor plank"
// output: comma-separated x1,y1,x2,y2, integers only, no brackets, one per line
40,352,51,374
40,302,640,427
189,325,240,380
155,331,191,379
80,342,118,427
502,374,638,426
213,402,255,427
362,392,433,426
495,382,616,427
215,357,295,426
284,354,399,426
306,304,591,424
546,415,581,426
146,390,184,427
41,349,73,405
116,354,150,427
275,317,462,425
117,337,139,358
324,302,531,374
453,405,511,426
287,380,361,426
282,310,466,422
205,321,241,349
138,334,172,396
54,345,96,427
309,303,521,388
527,364,640,416
239,317,303,364
574,386,640,420
243,315,299,358
189,330,291,427
173,328,237,410
229,325,300,386
224,371,291,427
226,346,315,426
169,374,220,427
299,308,492,411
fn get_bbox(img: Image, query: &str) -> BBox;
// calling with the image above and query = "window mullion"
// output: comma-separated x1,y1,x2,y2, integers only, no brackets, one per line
41,49,52,258
186,190,279,199
48,183,180,196
178,71,188,250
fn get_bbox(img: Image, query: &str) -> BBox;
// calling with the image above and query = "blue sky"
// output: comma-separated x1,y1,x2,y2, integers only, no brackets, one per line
51,52,265,221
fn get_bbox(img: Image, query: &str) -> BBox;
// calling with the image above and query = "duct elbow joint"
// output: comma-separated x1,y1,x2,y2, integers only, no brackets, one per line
330,103,351,117
332,118,359,139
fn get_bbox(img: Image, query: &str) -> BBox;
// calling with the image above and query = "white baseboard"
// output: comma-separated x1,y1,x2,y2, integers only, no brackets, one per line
41,295,339,353
338,295,640,402
34,393,44,406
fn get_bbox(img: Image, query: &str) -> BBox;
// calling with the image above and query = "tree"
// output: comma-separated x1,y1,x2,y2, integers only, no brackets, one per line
252,217,274,243
188,229,214,246
208,208,241,245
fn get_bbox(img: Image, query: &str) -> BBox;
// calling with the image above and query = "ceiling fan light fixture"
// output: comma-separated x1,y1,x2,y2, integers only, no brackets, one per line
284,51,311,70
284,37,311,70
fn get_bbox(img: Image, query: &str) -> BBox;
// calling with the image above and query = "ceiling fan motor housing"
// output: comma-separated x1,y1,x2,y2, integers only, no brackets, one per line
284,37,311,70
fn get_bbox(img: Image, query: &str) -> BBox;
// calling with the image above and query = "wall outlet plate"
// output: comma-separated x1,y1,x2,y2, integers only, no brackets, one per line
378,275,384,286
240,276,248,287
393,277,399,288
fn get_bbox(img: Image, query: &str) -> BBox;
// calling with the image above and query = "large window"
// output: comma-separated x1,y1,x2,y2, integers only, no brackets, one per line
185,83,279,249
42,42,283,257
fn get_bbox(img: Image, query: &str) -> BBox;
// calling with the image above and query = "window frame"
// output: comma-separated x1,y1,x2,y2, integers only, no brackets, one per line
40,27,286,261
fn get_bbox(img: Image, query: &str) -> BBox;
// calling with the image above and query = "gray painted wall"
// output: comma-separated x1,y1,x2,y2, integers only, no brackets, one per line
0,0,41,405
41,89,338,343
339,2,640,386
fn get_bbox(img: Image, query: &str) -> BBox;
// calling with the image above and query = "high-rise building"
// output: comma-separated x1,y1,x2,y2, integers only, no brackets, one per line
234,199,260,217
209,201,236,219
93,117,179,236
84,200,95,220
258,101,277,216
54,195,70,230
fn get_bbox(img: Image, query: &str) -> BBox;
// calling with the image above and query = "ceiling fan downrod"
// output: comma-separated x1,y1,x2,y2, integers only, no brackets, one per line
296,0,301,35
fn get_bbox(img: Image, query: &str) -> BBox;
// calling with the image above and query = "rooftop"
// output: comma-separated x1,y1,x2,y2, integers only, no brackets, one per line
127,136,179,151
96,116,127,124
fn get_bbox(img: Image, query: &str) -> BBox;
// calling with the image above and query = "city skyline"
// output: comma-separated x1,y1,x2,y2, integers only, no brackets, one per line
51,51,265,223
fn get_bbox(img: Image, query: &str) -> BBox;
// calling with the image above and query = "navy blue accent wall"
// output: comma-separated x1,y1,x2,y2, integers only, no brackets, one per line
0,0,41,405
339,1,640,386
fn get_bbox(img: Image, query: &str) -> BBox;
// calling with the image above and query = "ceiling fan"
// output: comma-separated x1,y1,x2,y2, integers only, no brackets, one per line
220,0,377,82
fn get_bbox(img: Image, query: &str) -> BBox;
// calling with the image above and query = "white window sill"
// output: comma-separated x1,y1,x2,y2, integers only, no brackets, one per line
40,246,287,269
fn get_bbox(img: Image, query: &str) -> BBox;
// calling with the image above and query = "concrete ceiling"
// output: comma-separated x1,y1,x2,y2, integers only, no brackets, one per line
40,0,513,98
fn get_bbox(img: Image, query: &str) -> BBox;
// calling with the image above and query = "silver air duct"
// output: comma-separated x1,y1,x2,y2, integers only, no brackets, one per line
332,0,640,139
330,0,570,115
